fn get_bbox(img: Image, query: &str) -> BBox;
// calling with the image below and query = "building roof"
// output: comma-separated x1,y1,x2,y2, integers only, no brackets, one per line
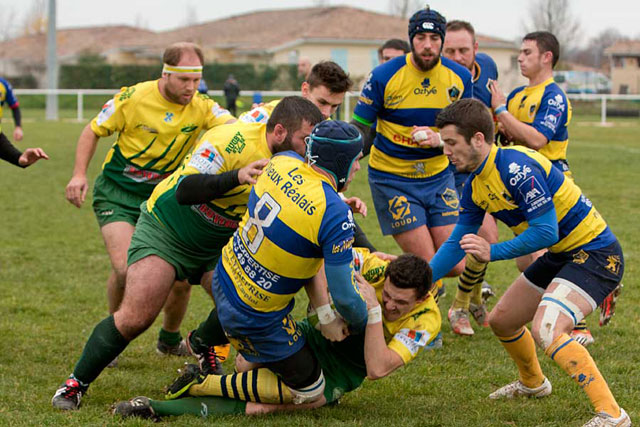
160,6,516,55
0,26,157,63
604,40,640,56
0,6,517,62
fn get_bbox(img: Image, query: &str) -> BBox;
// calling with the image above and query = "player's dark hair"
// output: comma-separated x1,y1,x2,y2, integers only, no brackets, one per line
378,38,410,56
435,98,494,144
306,61,353,93
446,20,476,42
523,31,560,68
385,254,432,299
163,42,205,66
266,96,324,134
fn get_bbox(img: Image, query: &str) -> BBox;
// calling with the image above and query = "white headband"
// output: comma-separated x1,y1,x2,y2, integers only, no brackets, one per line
162,63,203,75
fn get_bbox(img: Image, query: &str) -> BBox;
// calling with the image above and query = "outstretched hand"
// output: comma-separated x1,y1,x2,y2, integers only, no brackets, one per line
18,147,48,167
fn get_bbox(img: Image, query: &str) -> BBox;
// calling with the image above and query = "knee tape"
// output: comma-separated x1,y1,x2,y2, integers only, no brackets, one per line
287,370,325,404
538,281,585,349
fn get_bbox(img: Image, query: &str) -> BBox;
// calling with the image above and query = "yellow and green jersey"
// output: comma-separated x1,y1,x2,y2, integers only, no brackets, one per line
146,122,272,251
353,54,472,179
506,77,572,166
238,100,280,124
353,247,442,364
91,80,233,197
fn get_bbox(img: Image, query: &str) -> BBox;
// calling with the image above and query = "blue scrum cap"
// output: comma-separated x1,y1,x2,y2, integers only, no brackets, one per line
306,120,363,192
408,5,446,45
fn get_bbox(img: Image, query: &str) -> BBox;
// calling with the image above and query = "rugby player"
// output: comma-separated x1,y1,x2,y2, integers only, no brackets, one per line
0,76,48,167
377,38,410,64
183,120,370,409
113,250,441,419
63,42,235,360
441,20,500,336
490,32,597,345
429,98,629,427
51,97,323,411
350,6,472,287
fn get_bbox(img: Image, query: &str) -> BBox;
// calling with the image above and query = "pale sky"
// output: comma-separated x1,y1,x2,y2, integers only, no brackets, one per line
1,0,639,45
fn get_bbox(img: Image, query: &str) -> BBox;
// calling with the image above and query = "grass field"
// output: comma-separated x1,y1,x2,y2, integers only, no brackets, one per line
0,114,638,426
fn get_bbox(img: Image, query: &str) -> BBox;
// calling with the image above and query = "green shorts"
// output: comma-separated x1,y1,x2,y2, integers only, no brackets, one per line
127,206,222,283
298,320,367,404
92,174,146,227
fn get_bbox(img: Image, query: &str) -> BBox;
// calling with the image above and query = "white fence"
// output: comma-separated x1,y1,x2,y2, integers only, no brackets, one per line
14,89,640,124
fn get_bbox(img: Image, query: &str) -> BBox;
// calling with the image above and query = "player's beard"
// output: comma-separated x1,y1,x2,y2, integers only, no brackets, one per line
274,133,295,154
164,80,194,106
412,45,441,72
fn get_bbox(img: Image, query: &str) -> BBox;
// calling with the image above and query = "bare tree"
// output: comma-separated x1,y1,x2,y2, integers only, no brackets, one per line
182,4,198,27
388,0,423,19
568,27,629,68
312,0,330,6
22,0,47,36
524,0,582,51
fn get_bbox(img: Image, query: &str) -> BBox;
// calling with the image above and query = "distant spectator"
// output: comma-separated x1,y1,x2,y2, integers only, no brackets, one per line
223,74,240,116
377,39,410,64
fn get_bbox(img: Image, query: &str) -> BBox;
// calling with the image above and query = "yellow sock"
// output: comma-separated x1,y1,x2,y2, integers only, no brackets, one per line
470,282,483,305
189,368,293,404
430,279,444,304
497,327,545,388
546,334,620,417
453,254,487,309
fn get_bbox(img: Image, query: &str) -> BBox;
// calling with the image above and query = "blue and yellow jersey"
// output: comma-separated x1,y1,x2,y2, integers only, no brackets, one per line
353,247,441,364
506,77,572,165
0,77,19,133
353,54,472,179
218,151,358,318
146,122,271,251
472,53,498,109
238,100,279,124
459,145,615,253
91,80,234,197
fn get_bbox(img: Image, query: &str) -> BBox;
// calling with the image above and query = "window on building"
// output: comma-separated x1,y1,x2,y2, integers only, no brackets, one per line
510,55,518,70
331,48,348,72
370,49,379,68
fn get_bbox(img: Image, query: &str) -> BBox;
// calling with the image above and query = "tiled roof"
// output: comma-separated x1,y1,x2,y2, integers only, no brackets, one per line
0,26,157,63
605,40,640,55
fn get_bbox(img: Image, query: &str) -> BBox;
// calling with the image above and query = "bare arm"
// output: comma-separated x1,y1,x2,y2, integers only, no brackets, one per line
490,80,547,151
357,275,404,379
65,123,100,208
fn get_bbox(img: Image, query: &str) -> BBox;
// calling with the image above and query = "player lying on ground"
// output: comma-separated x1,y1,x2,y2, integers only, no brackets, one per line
113,249,441,419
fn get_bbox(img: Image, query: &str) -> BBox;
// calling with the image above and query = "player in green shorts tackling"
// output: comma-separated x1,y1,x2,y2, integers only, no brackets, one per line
52,97,324,411
113,248,441,419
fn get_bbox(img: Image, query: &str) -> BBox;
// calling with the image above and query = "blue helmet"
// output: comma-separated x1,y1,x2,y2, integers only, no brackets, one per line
408,6,446,46
306,121,363,192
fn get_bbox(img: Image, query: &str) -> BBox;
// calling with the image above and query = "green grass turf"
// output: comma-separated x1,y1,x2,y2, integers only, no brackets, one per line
0,115,638,426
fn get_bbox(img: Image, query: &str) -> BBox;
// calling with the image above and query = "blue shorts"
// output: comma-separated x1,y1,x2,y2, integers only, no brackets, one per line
368,167,459,236
523,240,624,305
211,265,305,364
